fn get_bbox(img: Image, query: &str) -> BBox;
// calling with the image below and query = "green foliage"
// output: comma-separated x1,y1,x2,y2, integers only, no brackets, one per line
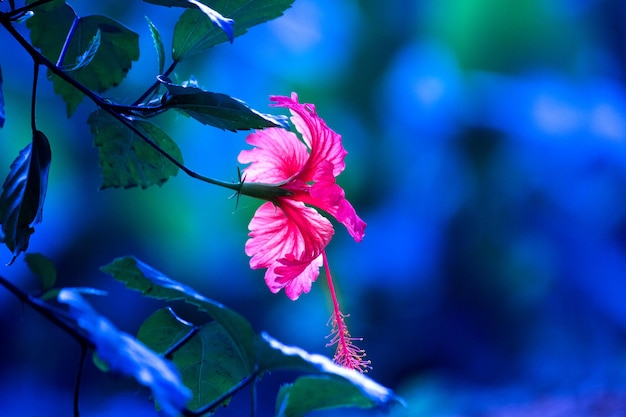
57,288,192,417
88,111,182,189
0,131,51,264
24,252,57,291
276,375,379,417
103,256,398,415
27,2,139,116
145,16,166,74
100,256,257,369
62,29,101,72
172,0,295,60
159,76,289,131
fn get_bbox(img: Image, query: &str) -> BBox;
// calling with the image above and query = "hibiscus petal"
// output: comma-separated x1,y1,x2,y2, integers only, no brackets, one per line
271,93,347,181
245,200,334,299
296,161,367,243
238,127,308,184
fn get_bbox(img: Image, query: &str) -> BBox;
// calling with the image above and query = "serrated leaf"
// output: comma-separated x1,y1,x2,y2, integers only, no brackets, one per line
172,0,295,60
139,308,248,410
0,130,51,263
145,16,166,74
100,256,256,370
62,29,100,72
158,76,289,131
24,252,57,290
258,334,399,411
143,0,233,44
0,66,4,128
57,288,192,417
276,375,379,417
87,110,182,189
27,6,139,116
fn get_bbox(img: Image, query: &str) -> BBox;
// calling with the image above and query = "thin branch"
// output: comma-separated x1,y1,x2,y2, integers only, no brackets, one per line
74,344,88,417
163,325,200,359
0,19,245,194
184,368,260,417
0,274,89,346
131,60,179,106
31,62,38,132
4,0,54,19
56,16,79,67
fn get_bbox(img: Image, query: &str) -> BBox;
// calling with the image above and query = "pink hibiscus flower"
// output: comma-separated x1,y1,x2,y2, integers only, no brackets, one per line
238,93,370,371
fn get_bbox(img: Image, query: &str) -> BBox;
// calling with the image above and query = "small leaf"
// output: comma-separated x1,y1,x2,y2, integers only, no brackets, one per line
57,288,192,417
159,76,289,131
0,66,4,128
62,29,100,72
139,308,249,410
172,0,295,60
276,375,379,417
27,6,140,116
143,0,233,44
24,252,57,290
101,256,256,370
87,110,182,189
145,16,166,74
0,130,51,263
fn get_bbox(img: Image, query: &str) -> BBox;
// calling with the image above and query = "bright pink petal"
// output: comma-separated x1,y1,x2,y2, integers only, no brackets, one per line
238,127,308,184
271,93,347,182
245,200,334,299
294,161,367,242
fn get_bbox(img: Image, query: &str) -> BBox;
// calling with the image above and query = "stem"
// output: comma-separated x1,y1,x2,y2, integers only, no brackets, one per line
163,325,200,359
56,16,79,67
131,60,179,106
74,344,88,417
0,19,244,194
184,369,260,417
322,251,347,352
0,274,90,345
5,0,54,19
31,62,38,132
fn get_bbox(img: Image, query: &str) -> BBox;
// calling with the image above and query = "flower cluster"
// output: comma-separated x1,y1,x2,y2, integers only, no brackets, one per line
238,93,369,371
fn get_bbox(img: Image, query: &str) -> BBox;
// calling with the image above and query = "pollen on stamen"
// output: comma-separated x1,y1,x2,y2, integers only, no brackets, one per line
326,311,372,373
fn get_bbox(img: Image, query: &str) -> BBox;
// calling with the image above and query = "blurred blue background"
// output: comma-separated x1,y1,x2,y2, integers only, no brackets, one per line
3,0,626,416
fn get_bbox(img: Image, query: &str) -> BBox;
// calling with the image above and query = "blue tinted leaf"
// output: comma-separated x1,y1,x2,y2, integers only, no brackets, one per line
62,29,101,72
57,288,192,417
159,76,289,131
259,334,400,411
172,0,294,60
0,131,51,263
101,256,256,370
0,66,4,128
145,17,165,74
276,375,380,417
143,0,233,43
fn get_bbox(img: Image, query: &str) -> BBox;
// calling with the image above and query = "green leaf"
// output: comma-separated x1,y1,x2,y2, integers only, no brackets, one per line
100,256,256,370
57,288,192,417
172,0,295,60
62,29,101,72
258,334,399,410
276,375,379,417
87,110,182,189
24,253,57,290
139,308,249,410
0,131,51,264
27,5,139,116
145,17,166,74
159,76,289,131
143,0,234,43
